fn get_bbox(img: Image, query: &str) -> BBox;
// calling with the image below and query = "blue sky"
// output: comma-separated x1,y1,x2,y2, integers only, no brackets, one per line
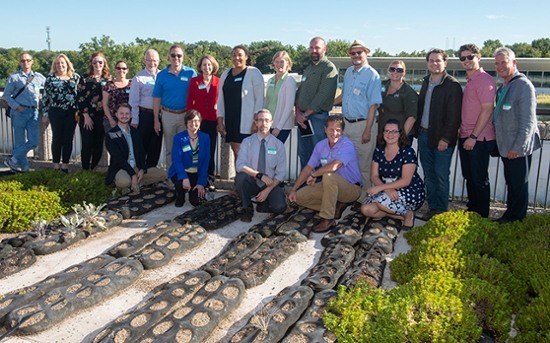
3,0,549,55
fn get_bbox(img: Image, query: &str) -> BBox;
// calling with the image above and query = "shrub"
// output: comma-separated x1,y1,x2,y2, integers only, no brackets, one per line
0,181,66,233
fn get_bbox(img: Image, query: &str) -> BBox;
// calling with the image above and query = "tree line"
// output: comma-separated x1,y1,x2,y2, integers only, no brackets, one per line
1,36,549,87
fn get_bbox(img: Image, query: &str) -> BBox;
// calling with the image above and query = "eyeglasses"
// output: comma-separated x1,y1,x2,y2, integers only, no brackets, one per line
145,59,159,63
349,51,363,56
170,54,183,58
20,59,32,63
92,61,104,65
388,67,404,73
116,67,128,70
255,118,272,123
383,130,400,135
459,55,476,62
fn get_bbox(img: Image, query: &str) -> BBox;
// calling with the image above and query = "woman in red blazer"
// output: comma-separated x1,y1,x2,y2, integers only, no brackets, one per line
187,54,220,189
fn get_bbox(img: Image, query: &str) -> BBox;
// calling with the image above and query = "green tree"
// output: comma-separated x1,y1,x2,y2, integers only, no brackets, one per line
480,39,503,57
532,38,550,57
371,48,391,57
326,39,350,57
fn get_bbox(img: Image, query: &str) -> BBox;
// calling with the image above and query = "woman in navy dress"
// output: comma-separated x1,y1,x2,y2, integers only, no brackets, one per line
361,119,425,230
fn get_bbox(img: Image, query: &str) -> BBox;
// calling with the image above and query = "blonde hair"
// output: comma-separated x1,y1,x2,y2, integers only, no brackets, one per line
271,50,293,71
50,54,75,78
388,60,406,72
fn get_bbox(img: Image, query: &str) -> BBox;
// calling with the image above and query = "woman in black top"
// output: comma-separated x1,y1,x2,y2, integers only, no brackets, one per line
77,52,111,170
42,54,80,173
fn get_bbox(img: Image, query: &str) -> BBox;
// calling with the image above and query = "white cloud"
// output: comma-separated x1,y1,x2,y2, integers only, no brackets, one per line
486,14,504,19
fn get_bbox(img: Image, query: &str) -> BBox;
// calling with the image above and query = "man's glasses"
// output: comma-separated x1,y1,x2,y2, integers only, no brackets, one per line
20,59,32,63
349,51,363,56
459,55,476,62
255,118,272,123
170,54,183,58
388,67,404,73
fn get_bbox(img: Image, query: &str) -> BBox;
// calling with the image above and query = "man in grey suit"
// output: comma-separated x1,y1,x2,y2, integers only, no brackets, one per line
493,47,541,223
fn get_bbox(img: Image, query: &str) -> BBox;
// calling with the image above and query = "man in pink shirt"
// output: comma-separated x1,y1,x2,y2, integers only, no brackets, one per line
457,43,497,218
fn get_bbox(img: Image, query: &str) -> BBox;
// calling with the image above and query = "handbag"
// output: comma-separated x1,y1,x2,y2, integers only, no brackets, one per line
6,74,35,118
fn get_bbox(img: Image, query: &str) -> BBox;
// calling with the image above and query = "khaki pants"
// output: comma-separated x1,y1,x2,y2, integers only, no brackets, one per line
344,120,377,202
114,167,167,189
296,172,361,219
161,110,186,169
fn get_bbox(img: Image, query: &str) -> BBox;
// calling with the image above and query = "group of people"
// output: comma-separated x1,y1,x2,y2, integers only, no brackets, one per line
3,37,540,228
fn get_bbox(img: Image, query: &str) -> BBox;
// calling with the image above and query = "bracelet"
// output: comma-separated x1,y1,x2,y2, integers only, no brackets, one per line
256,173,264,180
469,133,477,140
309,172,315,178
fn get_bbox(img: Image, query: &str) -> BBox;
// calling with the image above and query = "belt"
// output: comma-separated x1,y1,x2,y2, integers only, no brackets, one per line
161,106,186,114
22,105,37,109
420,126,428,132
344,117,366,123
139,106,154,113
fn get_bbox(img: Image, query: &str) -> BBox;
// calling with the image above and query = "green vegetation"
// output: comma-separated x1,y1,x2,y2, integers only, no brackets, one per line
0,170,115,233
538,94,550,109
324,211,550,342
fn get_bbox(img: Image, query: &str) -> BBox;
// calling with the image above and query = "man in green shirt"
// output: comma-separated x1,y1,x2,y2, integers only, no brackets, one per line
295,37,338,170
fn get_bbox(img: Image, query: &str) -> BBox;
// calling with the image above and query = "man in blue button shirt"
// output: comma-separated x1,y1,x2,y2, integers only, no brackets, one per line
153,45,197,169
2,52,45,172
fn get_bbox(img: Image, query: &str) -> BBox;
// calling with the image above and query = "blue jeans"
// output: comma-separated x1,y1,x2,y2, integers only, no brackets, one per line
11,107,39,170
298,112,328,170
502,154,532,221
458,138,495,217
418,130,455,213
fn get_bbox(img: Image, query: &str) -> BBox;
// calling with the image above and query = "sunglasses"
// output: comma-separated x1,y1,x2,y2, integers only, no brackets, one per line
349,51,363,56
459,55,476,62
388,67,404,73
170,54,183,58
92,61,104,65
20,59,32,63
116,67,128,70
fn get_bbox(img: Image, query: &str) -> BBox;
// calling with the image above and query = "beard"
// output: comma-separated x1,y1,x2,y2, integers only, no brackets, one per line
310,53,320,63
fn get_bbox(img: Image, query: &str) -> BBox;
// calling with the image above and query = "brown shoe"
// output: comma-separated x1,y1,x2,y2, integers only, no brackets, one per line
334,201,349,220
256,202,264,213
351,201,362,211
313,219,336,233
241,207,254,223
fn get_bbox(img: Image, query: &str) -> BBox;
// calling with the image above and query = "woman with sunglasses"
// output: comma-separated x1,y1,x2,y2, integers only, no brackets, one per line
264,50,296,143
102,60,132,132
217,45,264,161
361,119,425,230
77,52,111,170
378,60,418,140
42,54,80,173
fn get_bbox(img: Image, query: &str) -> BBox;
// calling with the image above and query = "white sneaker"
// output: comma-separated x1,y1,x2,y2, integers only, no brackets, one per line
4,158,21,172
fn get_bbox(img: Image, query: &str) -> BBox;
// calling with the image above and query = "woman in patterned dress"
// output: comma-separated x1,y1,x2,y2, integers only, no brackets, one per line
42,54,80,173
361,119,425,230
102,60,132,132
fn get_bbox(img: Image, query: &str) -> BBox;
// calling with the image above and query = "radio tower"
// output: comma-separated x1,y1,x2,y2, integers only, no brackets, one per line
46,27,51,50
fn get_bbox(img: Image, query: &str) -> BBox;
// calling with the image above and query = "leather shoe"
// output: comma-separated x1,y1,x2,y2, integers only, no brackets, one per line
334,201,349,219
313,219,336,233
420,208,437,221
351,201,362,211
256,202,264,213
241,206,254,223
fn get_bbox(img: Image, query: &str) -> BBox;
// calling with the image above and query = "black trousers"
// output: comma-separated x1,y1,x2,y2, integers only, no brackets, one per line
502,154,532,221
137,110,163,168
49,107,77,164
79,112,104,170
201,120,217,176
172,172,201,207
234,172,287,214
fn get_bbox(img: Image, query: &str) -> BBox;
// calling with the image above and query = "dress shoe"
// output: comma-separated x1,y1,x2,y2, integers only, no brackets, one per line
401,211,415,231
493,216,512,225
256,202,264,213
420,208,437,221
313,219,336,233
334,201,349,219
241,206,254,223
351,201,362,211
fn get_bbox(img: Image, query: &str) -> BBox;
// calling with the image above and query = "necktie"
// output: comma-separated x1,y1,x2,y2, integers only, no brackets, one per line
257,138,266,173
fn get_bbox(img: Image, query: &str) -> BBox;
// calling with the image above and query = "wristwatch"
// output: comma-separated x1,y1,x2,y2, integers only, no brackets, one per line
469,133,477,140
256,173,264,180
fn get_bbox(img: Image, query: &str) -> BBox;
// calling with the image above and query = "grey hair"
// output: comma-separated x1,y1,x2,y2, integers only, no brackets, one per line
494,47,516,60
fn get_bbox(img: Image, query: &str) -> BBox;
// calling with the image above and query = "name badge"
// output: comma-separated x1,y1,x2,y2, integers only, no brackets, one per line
125,88,131,93
182,145,191,152
393,93,400,98
146,80,155,85
503,103,512,111
198,83,207,90
381,86,386,92
353,88,361,96
214,104,218,110
269,81,275,87
181,76,188,81
33,84,40,89
101,81,107,86
320,157,328,166
234,77,243,82
301,75,307,82
267,148,277,155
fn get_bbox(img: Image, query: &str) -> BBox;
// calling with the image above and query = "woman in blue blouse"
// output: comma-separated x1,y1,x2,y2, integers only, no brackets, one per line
42,54,80,173
168,110,211,207
361,119,425,230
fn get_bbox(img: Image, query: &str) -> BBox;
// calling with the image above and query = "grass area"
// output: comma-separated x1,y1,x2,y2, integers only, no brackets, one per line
538,94,550,108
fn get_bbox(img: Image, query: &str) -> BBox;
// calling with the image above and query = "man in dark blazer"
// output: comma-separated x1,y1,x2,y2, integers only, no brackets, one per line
105,103,166,190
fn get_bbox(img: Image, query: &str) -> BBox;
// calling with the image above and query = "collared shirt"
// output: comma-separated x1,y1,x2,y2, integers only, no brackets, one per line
308,136,362,186
460,67,496,140
129,68,158,124
152,64,197,110
2,70,45,108
118,124,136,168
266,72,288,118
236,133,287,182
295,56,338,113
341,64,382,120
420,74,443,129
